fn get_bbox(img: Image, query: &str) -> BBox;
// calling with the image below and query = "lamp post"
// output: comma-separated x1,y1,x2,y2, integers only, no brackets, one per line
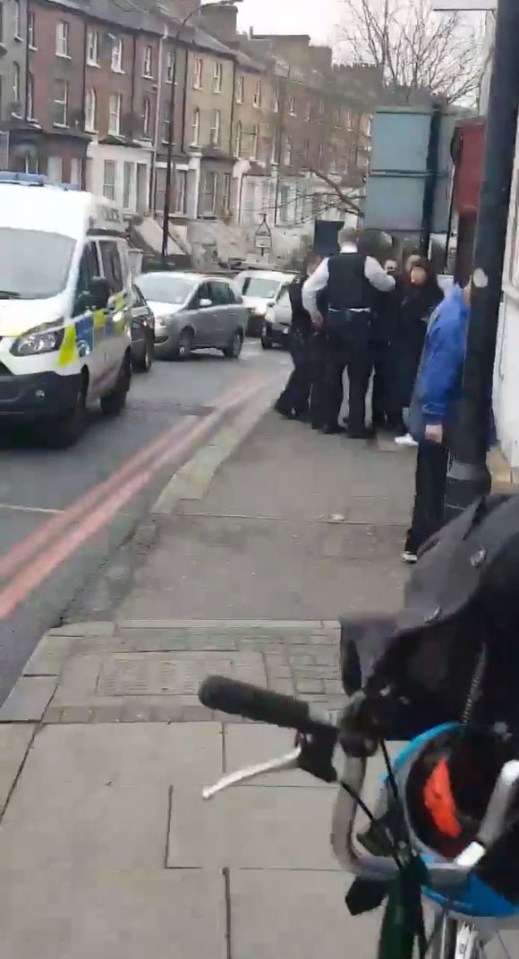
161,0,243,265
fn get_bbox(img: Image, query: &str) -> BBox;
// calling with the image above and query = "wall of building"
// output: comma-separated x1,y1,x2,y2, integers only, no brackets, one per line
183,47,234,155
86,141,152,214
0,0,27,123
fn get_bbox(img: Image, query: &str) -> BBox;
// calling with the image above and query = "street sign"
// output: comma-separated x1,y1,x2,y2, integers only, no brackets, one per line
254,219,272,251
432,1,496,9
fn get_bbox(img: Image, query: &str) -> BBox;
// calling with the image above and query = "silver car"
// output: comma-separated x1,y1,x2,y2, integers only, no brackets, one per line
134,272,247,360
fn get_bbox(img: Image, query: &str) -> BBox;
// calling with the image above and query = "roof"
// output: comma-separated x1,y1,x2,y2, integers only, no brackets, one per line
0,184,124,239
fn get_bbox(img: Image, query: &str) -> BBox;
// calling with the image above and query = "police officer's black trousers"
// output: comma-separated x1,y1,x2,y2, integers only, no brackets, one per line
308,332,328,428
324,311,371,436
276,332,311,416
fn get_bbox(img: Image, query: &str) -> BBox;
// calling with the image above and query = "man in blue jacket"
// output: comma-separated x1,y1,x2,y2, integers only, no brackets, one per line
403,281,471,563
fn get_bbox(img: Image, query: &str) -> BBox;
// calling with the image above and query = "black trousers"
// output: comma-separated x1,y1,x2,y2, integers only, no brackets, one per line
370,339,391,429
308,332,328,428
323,311,372,436
276,333,311,416
406,440,449,554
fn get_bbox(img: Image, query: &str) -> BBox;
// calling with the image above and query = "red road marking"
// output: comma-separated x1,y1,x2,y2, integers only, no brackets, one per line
0,379,265,618
0,371,261,586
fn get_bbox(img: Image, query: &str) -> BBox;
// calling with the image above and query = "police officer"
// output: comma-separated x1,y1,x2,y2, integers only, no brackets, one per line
274,254,321,420
302,227,395,438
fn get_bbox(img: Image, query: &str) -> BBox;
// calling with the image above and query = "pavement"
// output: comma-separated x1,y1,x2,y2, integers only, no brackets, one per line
0,341,287,703
0,398,426,958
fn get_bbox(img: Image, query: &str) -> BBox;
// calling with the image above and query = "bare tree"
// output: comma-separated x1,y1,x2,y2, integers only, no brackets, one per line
337,0,483,105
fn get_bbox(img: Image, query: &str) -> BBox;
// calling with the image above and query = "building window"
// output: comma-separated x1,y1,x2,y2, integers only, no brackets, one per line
234,121,242,157
111,36,123,73
283,135,292,167
317,143,323,166
270,136,277,164
142,96,151,138
253,80,261,108
12,61,20,113
273,87,279,113
235,74,244,103
305,101,311,122
27,72,34,120
108,92,122,135
193,57,203,89
56,21,70,58
103,159,116,200
85,88,96,132
191,107,200,146
13,0,21,39
166,49,174,83
123,160,134,210
303,138,310,167
86,28,99,66
142,44,153,78
174,170,187,215
203,171,217,215
213,61,223,93
288,95,296,116
27,10,35,48
250,124,258,160
53,78,68,126
222,172,231,213
210,109,221,146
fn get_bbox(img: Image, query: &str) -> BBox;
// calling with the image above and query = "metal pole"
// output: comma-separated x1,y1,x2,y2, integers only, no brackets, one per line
161,19,185,265
444,0,519,522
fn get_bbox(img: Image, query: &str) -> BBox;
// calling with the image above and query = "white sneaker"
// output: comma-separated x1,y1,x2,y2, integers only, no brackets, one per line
395,433,418,448
402,551,418,564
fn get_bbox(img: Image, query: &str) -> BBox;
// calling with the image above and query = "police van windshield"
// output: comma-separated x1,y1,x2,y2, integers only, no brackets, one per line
0,228,75,299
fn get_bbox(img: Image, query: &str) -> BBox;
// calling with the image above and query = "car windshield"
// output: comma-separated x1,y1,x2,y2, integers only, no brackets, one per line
0,228,75,299
241,276,282,300
135,274,196,305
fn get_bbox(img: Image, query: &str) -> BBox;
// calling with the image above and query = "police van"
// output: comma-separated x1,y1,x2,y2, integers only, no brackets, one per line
0,173,133,446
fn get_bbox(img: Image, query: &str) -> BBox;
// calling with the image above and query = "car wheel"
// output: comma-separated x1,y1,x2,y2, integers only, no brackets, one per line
261,334,273,350
134,335,154,373
48,371,88,449
177,328,194,360
223,330,243,359
100,353,132,416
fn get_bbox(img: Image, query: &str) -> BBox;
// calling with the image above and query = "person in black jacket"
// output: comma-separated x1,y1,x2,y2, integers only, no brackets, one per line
274,254,321,420
386,257,444,435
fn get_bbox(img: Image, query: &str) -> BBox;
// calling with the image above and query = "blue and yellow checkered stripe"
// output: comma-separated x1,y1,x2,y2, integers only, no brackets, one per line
58,291,129,367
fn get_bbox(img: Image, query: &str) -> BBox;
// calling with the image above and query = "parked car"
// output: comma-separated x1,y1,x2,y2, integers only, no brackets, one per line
234,269,296,336
261,287,292,349
134,272,246,360
129,284,155,373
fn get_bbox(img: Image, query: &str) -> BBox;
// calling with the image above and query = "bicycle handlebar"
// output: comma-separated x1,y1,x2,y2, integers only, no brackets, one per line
199,676,519,888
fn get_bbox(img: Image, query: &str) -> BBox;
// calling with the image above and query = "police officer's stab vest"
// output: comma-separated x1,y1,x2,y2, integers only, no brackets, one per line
327,252,372,312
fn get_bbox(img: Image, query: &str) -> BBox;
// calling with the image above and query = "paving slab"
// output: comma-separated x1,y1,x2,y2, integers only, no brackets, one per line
0,867,226,959
0,677,57,722
168,783,339,870
0,724,35,815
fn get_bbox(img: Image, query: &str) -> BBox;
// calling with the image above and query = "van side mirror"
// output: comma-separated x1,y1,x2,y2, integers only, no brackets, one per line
89,276,111,310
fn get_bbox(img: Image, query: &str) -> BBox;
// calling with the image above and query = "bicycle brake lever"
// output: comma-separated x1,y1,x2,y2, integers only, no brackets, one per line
202,747,302,800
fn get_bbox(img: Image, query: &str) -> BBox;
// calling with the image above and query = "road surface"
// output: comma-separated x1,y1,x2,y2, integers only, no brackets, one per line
0,341,288,703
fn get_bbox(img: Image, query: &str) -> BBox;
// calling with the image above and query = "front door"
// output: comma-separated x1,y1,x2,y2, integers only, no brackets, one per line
73,240,105,397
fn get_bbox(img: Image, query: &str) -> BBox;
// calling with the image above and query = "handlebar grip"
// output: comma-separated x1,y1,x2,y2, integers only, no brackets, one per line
199,675,334,733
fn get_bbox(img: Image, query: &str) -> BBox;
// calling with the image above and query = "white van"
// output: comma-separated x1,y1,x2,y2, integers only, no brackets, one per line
0,173,133,446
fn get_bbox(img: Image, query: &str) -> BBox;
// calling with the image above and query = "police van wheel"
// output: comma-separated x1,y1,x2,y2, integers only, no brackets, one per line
101,355,131,417
50,374,88,449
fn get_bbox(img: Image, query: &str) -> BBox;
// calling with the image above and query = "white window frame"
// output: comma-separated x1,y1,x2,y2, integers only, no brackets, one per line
191,107,200,146
305,101,311,122
213,60,223,93
122,160,135,211
27,72,35,120
273,88,279,113
12,61,20,112
108,92,122,136
53,78,68,127
143,44,153,79
235,74,244,103
142,95,151,139
283,135,292,167
174,170,187,215
210,109,221,147
86,28,99,67
13,0,21,39
85,87,97,132
166,49,174,83
162,113,170,144
103,159,116,201
193,57,203,90
250,124,258,160
253,79,261,108
222,172,231,213
56,21,70,58
288,95,296,116
111,36,123,73
234,120,242,157
27,10,36,49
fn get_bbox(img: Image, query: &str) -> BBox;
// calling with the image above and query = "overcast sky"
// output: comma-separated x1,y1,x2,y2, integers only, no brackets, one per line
237,0,339,45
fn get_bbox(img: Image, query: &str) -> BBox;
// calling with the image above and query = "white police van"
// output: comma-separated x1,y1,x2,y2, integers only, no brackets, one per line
0,172,133,446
